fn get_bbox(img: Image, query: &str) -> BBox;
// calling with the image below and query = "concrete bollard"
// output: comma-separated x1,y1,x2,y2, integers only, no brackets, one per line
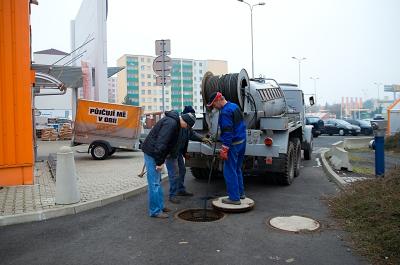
55,146,81,205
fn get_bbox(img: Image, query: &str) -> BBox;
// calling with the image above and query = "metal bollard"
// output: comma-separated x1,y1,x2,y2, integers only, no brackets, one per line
55,146,81,204
371,120,388,177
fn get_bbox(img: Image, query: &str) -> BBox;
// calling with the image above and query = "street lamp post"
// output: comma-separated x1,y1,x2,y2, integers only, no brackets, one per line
238,0,265,78
292,57,306,90
310,76,319,103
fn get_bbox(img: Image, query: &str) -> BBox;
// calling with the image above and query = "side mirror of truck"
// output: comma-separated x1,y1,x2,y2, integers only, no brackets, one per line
309,96,315,106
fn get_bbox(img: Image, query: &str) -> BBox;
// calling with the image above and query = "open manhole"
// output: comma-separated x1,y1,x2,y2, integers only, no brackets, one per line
268,215,320,232
176,209,225,222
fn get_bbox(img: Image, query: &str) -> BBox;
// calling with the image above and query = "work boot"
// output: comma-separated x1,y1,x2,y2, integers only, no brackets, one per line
169,197,180,204
177,191,194,197
222,198,241,205
152,212,168,219
162,207,172,212
240,194,246,200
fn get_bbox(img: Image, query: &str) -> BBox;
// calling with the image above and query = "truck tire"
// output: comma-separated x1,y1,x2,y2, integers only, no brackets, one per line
91,143,109,160
277,141,295,185
292,138,301,178
190,167,220,180
303,133,313,161
191,167,209,180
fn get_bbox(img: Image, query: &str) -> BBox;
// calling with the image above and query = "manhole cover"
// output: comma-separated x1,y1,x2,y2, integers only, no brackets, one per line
269,215,320,232
212,196,255,213
176,209,225,222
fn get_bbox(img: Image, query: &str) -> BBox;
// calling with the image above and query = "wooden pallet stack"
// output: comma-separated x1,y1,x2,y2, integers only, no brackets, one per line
59,123,72,140
41,128,58,141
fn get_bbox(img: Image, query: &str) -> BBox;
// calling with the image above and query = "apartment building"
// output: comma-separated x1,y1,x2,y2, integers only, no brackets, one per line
108,77,117,103
117,54,227,113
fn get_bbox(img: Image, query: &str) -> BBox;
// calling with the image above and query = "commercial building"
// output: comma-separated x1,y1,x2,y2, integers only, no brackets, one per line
71,0,108,102
108,77,117,103
117,55,227,113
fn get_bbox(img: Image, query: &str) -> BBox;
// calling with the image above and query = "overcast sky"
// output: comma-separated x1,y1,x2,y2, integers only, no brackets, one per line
30,0,400,105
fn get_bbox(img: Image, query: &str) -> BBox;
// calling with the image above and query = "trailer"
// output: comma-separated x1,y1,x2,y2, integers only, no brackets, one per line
73,99,143,160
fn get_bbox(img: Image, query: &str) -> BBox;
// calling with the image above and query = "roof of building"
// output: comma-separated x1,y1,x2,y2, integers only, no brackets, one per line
34,48,69,56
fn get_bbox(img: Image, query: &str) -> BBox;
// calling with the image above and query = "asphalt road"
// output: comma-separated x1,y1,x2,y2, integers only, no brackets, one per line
0,139,368,265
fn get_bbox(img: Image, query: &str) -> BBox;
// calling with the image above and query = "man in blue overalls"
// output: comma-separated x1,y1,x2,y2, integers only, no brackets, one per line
206,92,247,205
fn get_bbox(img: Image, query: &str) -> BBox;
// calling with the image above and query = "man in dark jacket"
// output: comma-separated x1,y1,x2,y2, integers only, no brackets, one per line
141,110,196,218
165,106,212,204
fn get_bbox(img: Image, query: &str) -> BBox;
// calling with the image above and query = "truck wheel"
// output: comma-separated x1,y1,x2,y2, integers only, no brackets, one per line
191,168,209,180
292,138,301,178
304,135,313,161
91,143,109,160
277,141,295,185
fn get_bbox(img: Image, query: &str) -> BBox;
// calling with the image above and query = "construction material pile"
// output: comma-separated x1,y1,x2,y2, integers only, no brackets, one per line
41,128,58,141
59,123,73,140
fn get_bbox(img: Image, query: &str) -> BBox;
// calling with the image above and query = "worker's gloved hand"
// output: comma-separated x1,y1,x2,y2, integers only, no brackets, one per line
202,137,213,145
184,153,190,160
156,164,164,172
219,145,229,161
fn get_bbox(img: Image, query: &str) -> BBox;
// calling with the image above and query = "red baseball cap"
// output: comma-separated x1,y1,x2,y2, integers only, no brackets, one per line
206,92,222,108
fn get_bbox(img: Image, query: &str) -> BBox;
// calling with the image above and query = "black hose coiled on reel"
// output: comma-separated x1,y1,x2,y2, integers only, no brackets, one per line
201,69,250,110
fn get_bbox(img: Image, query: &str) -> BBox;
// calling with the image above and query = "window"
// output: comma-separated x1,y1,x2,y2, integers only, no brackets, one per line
159,98,163,102
147,106,152,110
199,70,203,74
140,65,145,70
195,106,198,110
160,106,163,110
141,58,144,62
200,77,203,81
153,82,156,86
141,74,145,78
141,82,145,86
141,90,145,95
165,90,169,95
147,66,151,71
147,82,151,86
166,98,169,103
166,106,170,110
147,90,151,95
194,62,196,66
153,98,157,102
199,62,203,66
147,74,151,78
194,77,196,81
153,75,156,79
147,58,151,63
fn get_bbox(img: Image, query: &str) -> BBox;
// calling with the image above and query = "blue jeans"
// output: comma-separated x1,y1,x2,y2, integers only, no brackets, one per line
144,153,164,216
223,141,246,201
165,153,186,198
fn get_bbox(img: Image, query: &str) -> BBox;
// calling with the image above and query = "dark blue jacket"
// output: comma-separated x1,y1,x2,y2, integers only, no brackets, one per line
219,102,246,147
141,111,180,166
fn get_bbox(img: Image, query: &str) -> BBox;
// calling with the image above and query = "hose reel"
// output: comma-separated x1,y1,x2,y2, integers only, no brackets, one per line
201,69,250,110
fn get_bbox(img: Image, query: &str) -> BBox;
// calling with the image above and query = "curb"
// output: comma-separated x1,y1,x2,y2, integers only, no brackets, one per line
0,175,167,227
319,150,346,189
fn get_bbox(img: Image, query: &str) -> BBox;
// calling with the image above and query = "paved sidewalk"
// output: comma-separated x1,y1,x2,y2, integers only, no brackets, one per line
0,141,159,226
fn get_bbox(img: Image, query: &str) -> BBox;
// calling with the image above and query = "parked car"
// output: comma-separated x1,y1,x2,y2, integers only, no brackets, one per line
344,119,373,135
322,119,361,136
305,116,324,137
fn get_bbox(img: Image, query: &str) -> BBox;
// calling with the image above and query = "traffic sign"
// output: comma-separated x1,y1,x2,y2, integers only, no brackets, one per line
155,39,171,55
385,84,400,92
153,55,172,76
156,76,171,86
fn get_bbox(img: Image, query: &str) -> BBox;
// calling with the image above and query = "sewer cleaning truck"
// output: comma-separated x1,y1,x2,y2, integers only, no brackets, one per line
186,69,314,185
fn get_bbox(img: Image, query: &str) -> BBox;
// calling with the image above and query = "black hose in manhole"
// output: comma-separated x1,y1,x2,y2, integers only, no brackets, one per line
176,209,225,222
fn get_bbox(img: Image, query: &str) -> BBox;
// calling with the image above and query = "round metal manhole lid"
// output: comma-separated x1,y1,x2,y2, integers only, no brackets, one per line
212,196,255,213
269,215,320,232
176,209,225,222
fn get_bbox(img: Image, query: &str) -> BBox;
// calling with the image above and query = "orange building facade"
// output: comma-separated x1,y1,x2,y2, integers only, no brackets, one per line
0,0,34,185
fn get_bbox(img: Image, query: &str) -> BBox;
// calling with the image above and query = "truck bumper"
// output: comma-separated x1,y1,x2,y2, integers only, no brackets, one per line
187,142,280,157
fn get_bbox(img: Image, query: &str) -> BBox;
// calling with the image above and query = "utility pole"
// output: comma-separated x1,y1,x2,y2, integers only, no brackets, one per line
292,57,307,90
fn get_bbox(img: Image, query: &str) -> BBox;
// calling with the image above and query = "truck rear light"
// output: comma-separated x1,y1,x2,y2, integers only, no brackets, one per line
264,137,273,146
265,157,273,164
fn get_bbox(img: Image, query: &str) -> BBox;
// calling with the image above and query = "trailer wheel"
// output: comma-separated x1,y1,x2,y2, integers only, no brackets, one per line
108,148,116,156
91,143,109,160
292,138,301,178
277,141,295,185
